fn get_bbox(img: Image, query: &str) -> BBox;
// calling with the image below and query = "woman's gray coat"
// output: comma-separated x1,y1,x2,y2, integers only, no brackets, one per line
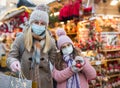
7,34,57,88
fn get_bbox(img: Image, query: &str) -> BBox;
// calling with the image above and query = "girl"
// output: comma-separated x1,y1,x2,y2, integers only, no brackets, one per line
52,28,96,88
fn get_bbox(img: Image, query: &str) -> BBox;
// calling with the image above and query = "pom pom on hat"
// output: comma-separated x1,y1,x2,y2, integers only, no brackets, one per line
29,4,49,25
56,28,73,49
35,4,49,12
56,28,66,37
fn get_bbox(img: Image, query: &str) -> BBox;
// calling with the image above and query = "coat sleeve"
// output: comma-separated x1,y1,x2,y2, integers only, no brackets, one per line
7,35,24,67
81,57,97,80
52,67,74,83
48,38,58,65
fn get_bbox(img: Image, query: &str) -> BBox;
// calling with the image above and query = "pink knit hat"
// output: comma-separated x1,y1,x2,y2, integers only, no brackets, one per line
56,28,73,49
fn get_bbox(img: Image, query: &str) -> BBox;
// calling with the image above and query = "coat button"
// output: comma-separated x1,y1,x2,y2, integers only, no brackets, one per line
40,58,44,61
29,57,32,61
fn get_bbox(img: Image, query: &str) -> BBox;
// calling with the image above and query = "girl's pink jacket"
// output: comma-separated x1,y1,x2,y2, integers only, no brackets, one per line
52,58,96,88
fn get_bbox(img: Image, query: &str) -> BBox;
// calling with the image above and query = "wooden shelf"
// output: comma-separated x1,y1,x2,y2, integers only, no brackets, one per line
105,58,120,62
90,58,120,65
90,60,104,65
107,74,120,78
100,49,120,52
67,33,76,35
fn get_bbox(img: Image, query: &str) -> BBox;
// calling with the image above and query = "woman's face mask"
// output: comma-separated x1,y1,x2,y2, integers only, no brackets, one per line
61,43,73,55
31,23,46,35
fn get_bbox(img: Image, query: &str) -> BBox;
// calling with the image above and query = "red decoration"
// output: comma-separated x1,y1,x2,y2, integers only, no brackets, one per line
83,6,92,16
59,0,82,21
76,63,82,68
73,1,80,17
77,0,82,3
62,5,69,18
59,8,64,21
19,11,29,23
0,23,9,33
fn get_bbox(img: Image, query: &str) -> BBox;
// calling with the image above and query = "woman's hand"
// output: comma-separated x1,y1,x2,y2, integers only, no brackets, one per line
10,61,21,72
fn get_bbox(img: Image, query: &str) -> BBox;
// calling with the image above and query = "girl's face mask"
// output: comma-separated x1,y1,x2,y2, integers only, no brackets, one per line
61,43,73,55
31,23,46,35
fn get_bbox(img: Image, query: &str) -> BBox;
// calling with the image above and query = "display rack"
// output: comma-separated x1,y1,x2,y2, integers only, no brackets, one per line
90,49,120,88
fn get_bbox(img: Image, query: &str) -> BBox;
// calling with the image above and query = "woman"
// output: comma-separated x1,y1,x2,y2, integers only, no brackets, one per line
52,28,96,88
7,4,57,88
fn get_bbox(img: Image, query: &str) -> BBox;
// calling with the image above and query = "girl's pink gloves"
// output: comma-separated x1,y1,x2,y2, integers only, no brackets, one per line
10,61,21,72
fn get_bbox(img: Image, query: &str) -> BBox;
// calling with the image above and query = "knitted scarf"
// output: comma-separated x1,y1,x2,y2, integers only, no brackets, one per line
31,29,51,65
63,54,80,88
25,28,52,88
31,33,46,87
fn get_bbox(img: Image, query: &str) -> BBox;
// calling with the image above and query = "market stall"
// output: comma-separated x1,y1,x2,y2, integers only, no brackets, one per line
0,0,119,87
49,0,120,88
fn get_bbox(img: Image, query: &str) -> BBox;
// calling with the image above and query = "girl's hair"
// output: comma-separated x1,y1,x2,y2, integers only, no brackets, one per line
55,47,81,70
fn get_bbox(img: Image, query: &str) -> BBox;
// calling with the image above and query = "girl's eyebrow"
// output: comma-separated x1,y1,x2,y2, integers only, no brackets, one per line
62,44,70,48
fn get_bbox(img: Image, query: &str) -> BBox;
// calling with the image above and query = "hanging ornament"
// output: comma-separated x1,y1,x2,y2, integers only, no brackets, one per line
103,0,107,3
0,23,9,33
6,21,13,32
83,0,92,16
94,0,101,4
83,6,92,16
56,0,61,3
19,11,29,23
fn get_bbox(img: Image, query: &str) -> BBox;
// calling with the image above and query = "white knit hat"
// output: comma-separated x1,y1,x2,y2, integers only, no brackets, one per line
29,4,49,25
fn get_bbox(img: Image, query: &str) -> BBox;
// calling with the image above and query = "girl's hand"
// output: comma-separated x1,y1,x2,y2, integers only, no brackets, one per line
71,60,83,73
75,56,85,67
71,56,85,73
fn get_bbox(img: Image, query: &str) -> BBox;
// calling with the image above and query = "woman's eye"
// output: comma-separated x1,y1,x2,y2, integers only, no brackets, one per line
41,22,44,25
34,22,39,24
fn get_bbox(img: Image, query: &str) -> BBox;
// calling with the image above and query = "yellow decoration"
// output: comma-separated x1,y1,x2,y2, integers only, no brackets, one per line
95,20,101,32
0,55,7,68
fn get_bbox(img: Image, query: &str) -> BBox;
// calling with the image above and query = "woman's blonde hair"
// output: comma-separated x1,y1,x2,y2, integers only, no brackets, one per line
24,26,33,52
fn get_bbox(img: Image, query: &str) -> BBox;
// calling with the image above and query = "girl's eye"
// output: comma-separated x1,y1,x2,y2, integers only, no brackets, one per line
62,46,66,49
67,44,71,47
61,43,71,49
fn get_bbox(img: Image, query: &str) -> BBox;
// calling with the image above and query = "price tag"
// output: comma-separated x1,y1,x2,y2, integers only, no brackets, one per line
95,61,101,65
